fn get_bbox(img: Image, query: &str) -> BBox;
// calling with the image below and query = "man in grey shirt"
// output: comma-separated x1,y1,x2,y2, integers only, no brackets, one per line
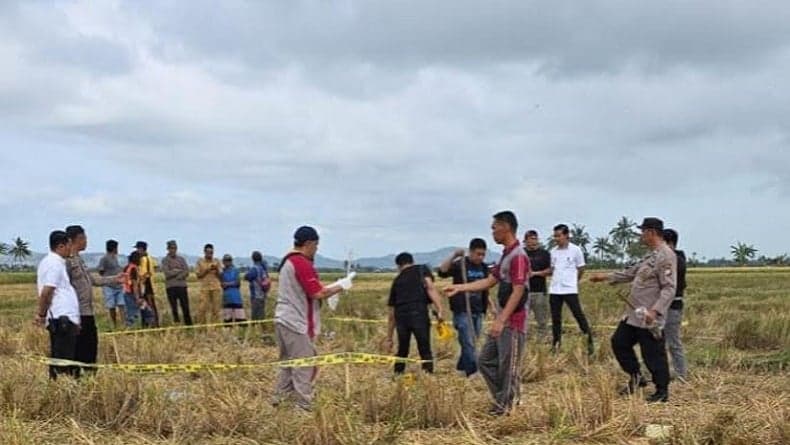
161,240,192,325
98,239,125,329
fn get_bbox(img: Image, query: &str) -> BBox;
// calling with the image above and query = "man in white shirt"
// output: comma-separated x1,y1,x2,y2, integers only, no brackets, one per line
549,224,594,355
35,230,81,379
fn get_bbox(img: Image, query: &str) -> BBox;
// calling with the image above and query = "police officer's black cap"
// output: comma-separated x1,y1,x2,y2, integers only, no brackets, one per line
637,217,664,232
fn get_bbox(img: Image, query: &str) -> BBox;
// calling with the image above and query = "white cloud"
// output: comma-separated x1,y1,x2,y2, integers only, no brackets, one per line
1,0,790,258
58,194,114,216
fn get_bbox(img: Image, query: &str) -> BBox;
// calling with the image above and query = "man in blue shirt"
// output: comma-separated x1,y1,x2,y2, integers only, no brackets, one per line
437,238,490,377
244,251,270,321
221,254,246,323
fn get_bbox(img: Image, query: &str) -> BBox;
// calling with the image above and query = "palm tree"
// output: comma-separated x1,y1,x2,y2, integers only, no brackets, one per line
609,216,638,261
9,237,31,265
771,254,789,266
570,224,591,258
545,235,558,250
592,236,614,262
730,242,758,266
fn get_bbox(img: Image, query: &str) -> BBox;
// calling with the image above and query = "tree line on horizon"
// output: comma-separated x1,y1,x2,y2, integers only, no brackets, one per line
545,216,788,268
0,224,788,272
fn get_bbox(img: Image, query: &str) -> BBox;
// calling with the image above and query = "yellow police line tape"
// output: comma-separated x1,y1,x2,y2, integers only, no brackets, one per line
33,352,428,374
101,317,688,337
100,317,386,337
101,319,276,336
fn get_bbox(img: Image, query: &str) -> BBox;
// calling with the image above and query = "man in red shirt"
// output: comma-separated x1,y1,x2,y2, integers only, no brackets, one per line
445,211,530,415
272,226,354,411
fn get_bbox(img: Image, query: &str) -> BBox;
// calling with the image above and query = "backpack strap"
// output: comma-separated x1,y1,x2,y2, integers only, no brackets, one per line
277,252,306,273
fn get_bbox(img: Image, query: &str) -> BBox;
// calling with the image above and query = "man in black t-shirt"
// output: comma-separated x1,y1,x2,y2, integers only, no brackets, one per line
524,230,551,339
437,238,490,376
385,252,446,374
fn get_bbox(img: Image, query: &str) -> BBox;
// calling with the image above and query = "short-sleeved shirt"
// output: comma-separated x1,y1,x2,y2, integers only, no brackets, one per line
491,241,530,333
245,263,269,298
437,258,489,314
275,253,323,339
525,247,551,293
221,267,243,306
670,250,687,309
140,254,157,281
388,265,434,314
609,243,677,328
550,243,585,295
98,254,123,289
66,254,95,316
37,252,80,325
123,264,139,295
196,258,223,291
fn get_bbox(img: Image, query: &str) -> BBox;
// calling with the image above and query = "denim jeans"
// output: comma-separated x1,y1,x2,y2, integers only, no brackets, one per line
124,292,139,327
453,312,483,376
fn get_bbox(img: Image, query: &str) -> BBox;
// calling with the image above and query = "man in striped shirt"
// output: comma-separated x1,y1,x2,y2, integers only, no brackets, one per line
445,211,530,415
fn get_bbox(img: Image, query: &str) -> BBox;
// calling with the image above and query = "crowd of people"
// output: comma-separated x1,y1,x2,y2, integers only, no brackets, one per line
34,226,271,379
34,211,688,416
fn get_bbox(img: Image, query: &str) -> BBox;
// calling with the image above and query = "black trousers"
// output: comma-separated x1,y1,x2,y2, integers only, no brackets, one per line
394,308,433,374
611,321,670,390
143,278,160,326
75,315,98,375
550,293,591,345
166,286,192,325
48,316,80,380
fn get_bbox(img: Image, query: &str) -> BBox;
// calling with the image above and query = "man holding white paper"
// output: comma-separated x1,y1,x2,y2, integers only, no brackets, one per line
272,225,355,411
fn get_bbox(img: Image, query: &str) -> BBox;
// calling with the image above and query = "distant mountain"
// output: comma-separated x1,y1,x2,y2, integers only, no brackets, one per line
354,247,501,270
1,247,497,271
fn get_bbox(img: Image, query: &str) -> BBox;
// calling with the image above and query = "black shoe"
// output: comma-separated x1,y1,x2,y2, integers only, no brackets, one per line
551,342,560,354
618,374,648,396
646,390,669,403
488,405,507,416
586,335,595,356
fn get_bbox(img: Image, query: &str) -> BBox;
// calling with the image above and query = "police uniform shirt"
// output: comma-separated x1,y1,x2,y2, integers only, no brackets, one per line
608,243,677,328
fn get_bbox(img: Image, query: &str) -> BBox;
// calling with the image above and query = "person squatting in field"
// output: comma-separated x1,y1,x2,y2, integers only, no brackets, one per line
437,238,492,377
385,252,446,375
444,211,530,416
271,226,355,412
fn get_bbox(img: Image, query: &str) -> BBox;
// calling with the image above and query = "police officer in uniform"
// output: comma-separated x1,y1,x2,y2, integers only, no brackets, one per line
590,217,677,403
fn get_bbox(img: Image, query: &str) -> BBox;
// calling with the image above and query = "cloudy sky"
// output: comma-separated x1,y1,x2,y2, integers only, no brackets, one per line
1,1,789,260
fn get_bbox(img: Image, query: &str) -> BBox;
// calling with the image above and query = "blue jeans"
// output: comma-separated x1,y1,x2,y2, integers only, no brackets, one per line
124,292,139,327
453,312,483,376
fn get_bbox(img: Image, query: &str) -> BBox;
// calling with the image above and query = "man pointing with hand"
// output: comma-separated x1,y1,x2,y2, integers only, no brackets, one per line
444,211,530,416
